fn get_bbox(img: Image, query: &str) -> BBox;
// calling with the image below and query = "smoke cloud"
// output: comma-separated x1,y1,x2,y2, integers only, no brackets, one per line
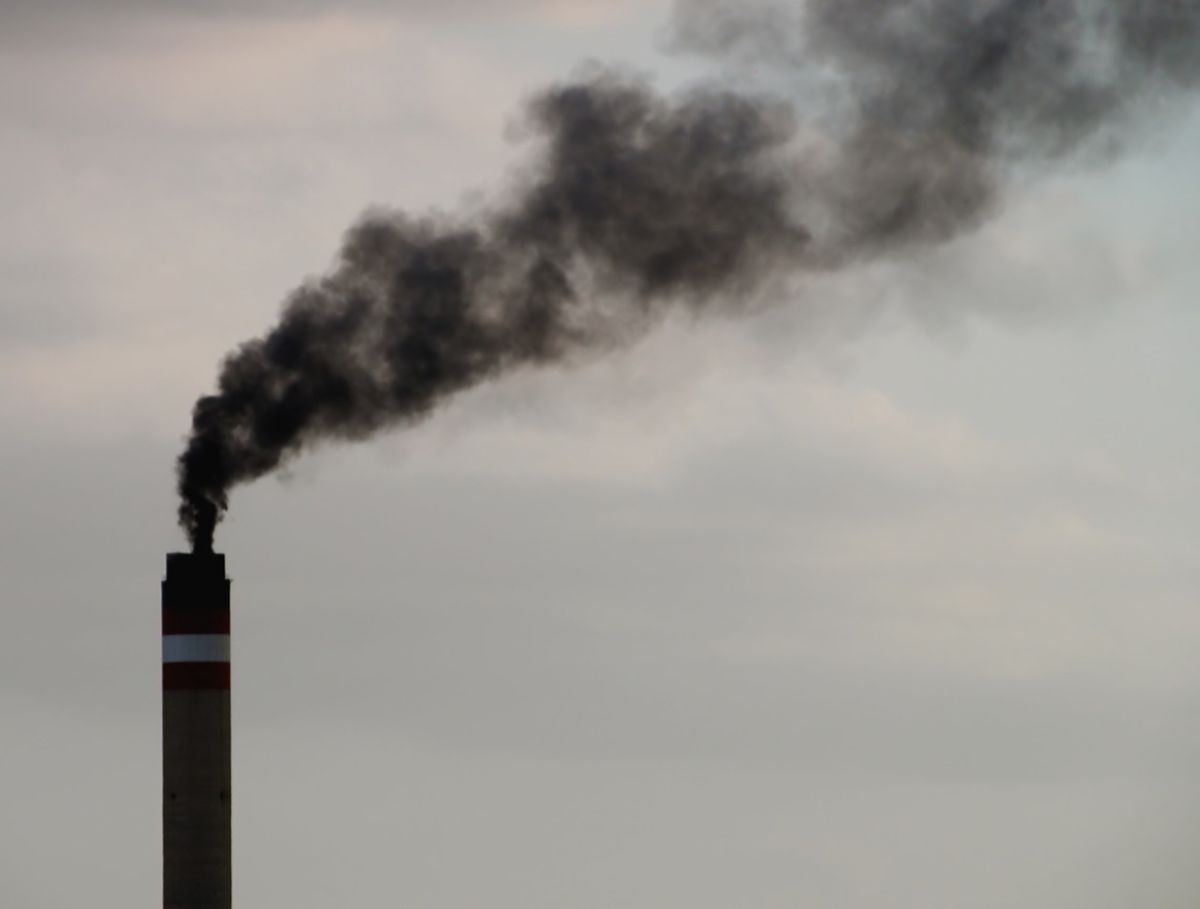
178,0,1200,550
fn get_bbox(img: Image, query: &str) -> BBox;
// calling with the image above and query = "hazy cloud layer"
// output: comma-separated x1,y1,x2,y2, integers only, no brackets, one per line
1,0,643,41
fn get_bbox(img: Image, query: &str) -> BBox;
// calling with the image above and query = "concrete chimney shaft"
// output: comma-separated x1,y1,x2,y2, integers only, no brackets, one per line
162,552,232,909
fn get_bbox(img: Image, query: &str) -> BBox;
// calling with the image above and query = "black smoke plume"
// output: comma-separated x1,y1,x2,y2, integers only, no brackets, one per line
178,0,1200,550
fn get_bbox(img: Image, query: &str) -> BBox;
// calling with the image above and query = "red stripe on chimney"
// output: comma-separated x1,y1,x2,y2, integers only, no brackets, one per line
162,608,230,635
163,663,231,690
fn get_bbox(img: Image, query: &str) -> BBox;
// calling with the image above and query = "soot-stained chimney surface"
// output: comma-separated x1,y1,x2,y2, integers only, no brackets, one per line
176,1,1200,550
162,552,232,909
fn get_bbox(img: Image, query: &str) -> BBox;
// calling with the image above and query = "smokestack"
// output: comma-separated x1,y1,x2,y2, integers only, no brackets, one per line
162,551,232,909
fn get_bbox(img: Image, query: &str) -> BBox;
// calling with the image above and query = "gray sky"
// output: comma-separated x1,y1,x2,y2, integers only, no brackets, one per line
3,3,1199,906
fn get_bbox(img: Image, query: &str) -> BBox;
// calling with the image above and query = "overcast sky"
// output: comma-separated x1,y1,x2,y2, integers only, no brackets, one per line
3,3,1200,907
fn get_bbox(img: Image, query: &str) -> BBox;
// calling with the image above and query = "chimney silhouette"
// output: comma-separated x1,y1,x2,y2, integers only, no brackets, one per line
162,551,232,909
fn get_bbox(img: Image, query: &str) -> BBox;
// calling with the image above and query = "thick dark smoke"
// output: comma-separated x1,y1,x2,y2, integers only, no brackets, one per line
178,0,1200,550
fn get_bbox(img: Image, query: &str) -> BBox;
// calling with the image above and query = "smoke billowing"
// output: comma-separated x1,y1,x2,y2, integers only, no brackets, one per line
178,0,1200,550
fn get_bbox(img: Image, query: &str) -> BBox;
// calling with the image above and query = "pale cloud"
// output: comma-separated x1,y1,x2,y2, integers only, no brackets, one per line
0,8,544,438
393,328,1007,486
0,14,523,134
0,0,655,41
533,0,649,27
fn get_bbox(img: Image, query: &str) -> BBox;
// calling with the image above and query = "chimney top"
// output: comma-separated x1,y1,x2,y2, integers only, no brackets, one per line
163,551,230,610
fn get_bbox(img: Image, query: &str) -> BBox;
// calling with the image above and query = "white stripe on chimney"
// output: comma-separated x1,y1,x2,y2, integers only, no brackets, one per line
163,635,230,664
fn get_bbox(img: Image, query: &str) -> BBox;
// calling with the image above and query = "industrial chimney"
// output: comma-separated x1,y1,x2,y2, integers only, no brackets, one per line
162,551,232,909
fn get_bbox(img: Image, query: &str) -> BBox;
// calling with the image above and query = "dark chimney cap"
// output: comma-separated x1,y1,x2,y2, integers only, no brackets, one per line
163,552,231,610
